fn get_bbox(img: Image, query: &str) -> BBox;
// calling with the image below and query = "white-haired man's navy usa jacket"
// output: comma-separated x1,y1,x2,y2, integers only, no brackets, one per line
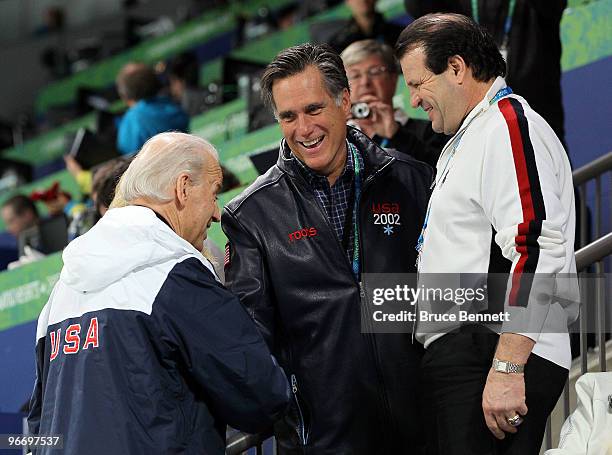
28,205,290,455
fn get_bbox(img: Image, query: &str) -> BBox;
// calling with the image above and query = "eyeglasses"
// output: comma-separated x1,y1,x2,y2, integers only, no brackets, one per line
347,66,390,83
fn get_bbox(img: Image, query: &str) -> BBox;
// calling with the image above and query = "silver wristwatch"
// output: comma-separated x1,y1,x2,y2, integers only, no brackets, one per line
492,358,525,374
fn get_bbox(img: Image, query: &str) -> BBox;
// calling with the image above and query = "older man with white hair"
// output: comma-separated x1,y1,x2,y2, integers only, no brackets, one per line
28,132,289,455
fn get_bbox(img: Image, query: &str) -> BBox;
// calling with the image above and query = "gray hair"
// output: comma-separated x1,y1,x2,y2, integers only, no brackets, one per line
340,39,399,73
260,42,349,113
116,132,218,204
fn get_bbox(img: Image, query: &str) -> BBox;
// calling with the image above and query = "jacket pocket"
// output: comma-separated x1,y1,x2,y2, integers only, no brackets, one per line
290,374,311,446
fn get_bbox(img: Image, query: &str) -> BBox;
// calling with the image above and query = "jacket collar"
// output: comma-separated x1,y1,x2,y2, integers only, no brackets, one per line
457,76,508,132
276,126,394,183
438,77,508,160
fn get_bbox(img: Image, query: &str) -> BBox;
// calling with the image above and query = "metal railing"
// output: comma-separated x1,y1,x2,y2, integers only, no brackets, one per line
575,151,612,249
226,431,272,455
572,152,612,378
541,152,612,451
577,233,612,374
541,233,612,452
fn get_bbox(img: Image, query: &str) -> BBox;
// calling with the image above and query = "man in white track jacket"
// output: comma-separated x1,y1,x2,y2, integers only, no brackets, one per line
396,13,579,455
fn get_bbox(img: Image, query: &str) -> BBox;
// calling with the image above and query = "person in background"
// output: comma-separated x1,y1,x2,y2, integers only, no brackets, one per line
115,62,189,155
167,52,212,117
341,39,446,166
30,182,85,219
2,189,73,268
61,157,134,241
328,0,404,53
1,194,39,237
90,158,133,217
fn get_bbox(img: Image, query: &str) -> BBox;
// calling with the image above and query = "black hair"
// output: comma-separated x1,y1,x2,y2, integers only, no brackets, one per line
92,158,132,213
167,52,200,87
395,13,506,82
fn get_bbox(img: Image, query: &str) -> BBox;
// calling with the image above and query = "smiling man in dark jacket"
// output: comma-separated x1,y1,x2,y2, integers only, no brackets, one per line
222,43,432,454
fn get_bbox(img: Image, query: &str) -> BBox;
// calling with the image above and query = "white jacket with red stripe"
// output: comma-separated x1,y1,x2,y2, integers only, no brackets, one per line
416,77,579,369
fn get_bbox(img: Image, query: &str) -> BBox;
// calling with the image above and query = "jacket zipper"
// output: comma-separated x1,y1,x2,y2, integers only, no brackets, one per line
291,374,308,446
291,157,396,443
357,160,397,441
357,159,396,446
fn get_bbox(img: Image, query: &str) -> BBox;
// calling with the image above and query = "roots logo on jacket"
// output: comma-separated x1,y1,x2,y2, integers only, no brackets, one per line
288,227,318,242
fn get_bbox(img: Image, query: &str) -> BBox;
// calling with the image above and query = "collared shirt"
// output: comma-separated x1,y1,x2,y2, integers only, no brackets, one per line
291,141,364,261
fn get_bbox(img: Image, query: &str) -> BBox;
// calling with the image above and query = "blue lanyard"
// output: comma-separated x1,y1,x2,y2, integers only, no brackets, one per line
349,143,362,282
471,0,517,49
489,86,512,105
415,133,463,262
415,86,513,268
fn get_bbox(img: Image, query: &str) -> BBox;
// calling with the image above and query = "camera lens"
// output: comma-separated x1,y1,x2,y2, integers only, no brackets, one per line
351,102,370,119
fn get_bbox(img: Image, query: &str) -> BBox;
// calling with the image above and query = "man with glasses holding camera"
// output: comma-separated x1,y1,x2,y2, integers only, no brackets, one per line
341,39,446,167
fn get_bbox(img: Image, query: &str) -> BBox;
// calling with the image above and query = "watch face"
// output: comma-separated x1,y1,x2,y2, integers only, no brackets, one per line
494,359,523,373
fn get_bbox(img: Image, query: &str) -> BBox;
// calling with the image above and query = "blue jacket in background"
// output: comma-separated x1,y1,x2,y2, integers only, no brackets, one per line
117,96,189,155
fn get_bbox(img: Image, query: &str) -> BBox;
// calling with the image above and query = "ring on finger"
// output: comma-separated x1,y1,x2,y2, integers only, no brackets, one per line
507,414,523,427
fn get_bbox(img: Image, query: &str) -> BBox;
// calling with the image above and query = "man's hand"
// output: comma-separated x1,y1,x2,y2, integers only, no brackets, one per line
482,369,528,439
482,332,534,439
352,95,398,139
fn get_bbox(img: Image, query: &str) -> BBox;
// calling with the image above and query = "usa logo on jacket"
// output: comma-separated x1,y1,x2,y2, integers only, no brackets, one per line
371,203,401,235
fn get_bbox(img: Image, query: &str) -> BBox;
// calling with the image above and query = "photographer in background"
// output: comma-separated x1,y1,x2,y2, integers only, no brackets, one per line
341,39,445,166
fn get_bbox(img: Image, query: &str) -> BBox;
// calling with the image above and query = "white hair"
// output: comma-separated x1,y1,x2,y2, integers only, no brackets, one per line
116,132,218,204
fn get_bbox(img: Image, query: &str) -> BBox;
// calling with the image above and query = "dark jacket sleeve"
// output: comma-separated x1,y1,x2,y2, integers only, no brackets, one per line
221,207,277,350
154,258,289,434
27,339,45,435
